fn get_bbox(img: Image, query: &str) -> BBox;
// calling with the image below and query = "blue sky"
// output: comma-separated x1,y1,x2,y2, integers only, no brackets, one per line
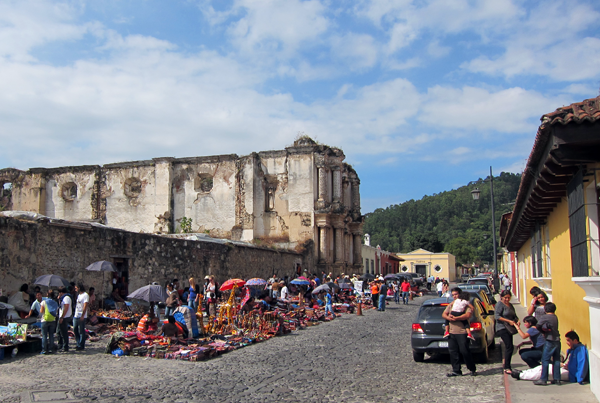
1,0,599,213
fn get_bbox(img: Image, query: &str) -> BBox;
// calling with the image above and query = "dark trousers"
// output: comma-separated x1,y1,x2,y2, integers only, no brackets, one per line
57,317,72,351
372,294,379,309
541,340,562,382
519,346,543,368
496,329,514,370
448,333,476,374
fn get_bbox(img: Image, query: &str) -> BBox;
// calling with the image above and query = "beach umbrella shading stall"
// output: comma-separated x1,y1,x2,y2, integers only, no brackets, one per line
84,260,117,308
219,278,246,291
127,284,168,303
290,278,311,286
245,278,267,297
33,274,70,288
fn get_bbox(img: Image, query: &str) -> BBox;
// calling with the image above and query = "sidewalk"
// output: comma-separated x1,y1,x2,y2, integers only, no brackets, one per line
504,296,598,402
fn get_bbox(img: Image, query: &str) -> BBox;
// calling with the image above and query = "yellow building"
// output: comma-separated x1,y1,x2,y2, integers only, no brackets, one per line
396,249,457,281
500,96,600,400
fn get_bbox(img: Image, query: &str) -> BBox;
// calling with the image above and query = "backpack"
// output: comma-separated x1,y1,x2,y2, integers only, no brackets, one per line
42,298,59,321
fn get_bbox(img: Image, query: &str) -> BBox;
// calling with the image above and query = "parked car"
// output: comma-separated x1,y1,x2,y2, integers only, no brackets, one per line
411,296,496,363
467,276,494,293
406,272,424,286
459,274,471,283
458,284,497,305
459,288,496,315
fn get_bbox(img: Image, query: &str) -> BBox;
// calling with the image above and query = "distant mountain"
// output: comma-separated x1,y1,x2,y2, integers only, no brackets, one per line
363,172,521,266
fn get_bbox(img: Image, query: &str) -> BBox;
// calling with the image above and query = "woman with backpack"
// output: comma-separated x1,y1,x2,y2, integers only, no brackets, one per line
39,296,59,354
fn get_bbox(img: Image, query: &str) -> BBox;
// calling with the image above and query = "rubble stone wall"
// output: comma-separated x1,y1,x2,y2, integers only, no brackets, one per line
0,215,307,298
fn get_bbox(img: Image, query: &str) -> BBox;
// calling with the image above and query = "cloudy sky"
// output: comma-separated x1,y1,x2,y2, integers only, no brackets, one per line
1,0,599,213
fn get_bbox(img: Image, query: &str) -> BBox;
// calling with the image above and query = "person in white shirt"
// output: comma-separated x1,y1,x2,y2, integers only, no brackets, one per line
73,284,89,351
57,286,72,352
436,281,444,297
279,281,289,301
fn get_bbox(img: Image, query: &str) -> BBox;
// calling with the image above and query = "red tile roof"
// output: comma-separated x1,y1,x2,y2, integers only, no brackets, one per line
541,95,600,126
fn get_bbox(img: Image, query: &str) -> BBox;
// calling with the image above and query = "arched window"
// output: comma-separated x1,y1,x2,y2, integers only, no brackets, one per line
61,182,77,201
194,173,213,193
124,177,142,198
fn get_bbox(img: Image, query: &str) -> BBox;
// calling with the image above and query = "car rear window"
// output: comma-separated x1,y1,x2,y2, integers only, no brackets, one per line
469,279,488,284
418,305,446,320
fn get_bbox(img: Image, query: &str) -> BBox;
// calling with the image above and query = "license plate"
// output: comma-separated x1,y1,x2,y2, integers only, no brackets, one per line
438,341,448,348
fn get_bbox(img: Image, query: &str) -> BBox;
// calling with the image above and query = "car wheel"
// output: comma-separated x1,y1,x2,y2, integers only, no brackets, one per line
476,343,489,363
413,351,425,362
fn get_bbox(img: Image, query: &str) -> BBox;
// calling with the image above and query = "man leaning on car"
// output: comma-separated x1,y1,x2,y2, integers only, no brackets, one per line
442,288,477,377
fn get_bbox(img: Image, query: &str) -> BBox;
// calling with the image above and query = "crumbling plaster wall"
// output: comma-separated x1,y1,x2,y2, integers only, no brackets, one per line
171,156,237,237
103,161,158,233
44,167,97,222
0,214,307,298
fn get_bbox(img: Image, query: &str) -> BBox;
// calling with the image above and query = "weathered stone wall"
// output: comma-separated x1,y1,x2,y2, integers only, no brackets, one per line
0,214,309,298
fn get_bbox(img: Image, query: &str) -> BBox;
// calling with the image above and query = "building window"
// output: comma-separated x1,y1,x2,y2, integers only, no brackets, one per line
194,173,213,193
401,265,408,272
61,182,77,201
434,265,442,273
371,260,374,274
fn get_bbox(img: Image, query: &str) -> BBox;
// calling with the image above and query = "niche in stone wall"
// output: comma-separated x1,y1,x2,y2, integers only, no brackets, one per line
264,175,278,212
0,182,12,210
124,177,142,198
61,182,77,201
194,173,213,193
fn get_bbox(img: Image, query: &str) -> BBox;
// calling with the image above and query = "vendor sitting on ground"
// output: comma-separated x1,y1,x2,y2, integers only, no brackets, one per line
137,309,159,334
161,316,181,339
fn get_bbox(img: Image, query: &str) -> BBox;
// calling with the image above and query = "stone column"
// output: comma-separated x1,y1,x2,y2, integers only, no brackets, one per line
332,167,341,205
335,227,344,263
353,234,362,266
319,226,328,263
351,178,361,212
316,155,327,210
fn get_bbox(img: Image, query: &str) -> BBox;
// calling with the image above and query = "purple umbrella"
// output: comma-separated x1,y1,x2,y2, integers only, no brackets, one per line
245,278,267,287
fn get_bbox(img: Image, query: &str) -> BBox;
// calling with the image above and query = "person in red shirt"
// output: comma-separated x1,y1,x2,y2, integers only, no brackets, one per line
400,278,411,305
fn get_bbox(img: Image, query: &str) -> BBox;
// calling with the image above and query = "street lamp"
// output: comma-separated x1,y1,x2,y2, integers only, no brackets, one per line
472,166,499,292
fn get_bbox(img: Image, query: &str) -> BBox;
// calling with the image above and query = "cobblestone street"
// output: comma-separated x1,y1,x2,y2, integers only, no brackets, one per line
0,298,505,403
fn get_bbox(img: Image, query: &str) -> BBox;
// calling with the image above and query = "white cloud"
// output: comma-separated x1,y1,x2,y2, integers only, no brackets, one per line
419,86,570,133
331,33,379,70
462,1,600,81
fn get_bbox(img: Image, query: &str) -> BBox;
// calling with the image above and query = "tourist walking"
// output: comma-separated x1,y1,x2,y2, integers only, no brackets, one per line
436,280,444,297
392,281,400,304
495,290,519,374
401,278,411,304
378,281,388,311
73,284,89,351
442,287,476,377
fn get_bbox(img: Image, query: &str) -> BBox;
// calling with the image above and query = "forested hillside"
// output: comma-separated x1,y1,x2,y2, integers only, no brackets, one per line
363,172,522,265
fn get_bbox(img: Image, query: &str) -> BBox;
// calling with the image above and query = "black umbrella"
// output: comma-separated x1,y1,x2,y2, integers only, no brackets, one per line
359,273,376,281
33,274,70,288
338,278,353,284
127,284,168,303
85,260,117,308
338,282,354,290
312,284,331,294
326,282,340,291
84,261,117,272
384,273,401,281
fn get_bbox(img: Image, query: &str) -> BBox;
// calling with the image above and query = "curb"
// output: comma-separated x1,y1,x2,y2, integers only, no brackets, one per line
504,371,512,403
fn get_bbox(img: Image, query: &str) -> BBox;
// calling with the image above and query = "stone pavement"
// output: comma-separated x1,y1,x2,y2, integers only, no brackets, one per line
0,297,505,403
504,296,598,403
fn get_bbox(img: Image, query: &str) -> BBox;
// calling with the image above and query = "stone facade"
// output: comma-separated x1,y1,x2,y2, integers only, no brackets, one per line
0,212,309,297
0,137,363,275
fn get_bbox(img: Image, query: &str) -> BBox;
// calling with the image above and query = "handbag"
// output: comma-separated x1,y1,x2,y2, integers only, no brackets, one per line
504,322,518,335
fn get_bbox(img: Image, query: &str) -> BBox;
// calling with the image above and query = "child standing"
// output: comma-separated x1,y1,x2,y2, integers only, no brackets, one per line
534,302,561,385
443,291,475,341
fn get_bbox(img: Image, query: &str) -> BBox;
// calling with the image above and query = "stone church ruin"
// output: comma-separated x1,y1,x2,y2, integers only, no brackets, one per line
1,137,364,278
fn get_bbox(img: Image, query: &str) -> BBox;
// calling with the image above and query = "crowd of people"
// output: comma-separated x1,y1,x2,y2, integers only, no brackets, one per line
442,282,589,386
